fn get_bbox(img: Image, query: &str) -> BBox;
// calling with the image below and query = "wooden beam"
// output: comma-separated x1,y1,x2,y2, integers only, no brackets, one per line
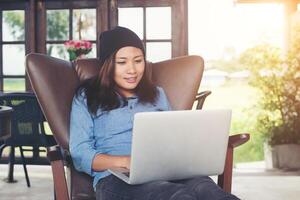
118,0,171,7
36,1,46,54
25,0,36,91
109,0,118,29
172,0,188,57
0,1,26,10
26,0,36,54
44,1,97,9
97,0,109,57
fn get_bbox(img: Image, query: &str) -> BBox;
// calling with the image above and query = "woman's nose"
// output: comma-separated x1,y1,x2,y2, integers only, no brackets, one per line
127,63,137,73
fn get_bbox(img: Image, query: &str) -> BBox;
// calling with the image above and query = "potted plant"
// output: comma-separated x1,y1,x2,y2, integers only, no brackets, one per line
240,43,300,169
64,40,92,61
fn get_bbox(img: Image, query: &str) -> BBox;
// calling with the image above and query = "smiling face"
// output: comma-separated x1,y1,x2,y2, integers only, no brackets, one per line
114,46,145,97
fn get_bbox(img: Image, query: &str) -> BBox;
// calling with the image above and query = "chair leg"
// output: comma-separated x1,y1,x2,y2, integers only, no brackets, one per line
19,146,31,187
218,147,233,193
6,145,17,183
47,146,70,200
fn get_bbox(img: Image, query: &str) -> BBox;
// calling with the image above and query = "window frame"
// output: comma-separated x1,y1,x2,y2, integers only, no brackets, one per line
0,0,188,92
117,0,188,58
0,1,29,91
36,0,109,58
44,8,98,60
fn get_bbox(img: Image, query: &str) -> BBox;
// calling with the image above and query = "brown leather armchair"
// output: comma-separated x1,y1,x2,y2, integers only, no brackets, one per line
26,53,249,200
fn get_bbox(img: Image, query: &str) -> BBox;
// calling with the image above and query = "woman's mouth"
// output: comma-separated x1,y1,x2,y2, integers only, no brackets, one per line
125,77,137,83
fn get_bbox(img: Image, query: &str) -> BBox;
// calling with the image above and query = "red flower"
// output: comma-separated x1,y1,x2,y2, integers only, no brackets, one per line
75,42,81,49
64,40,93,61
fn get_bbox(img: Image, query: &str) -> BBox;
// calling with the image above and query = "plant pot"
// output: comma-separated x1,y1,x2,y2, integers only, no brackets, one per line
264,143,300,169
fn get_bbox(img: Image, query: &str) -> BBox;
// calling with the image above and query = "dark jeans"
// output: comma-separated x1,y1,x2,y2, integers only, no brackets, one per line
96,175,240,200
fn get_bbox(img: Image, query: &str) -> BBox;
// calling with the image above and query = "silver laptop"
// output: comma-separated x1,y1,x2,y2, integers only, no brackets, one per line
108,109,231,185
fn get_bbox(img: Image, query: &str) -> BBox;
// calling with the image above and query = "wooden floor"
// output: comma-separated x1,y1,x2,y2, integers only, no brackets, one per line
0,162,300,200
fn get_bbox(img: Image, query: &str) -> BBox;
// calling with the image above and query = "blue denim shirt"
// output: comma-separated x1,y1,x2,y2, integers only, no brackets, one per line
69,87,171,190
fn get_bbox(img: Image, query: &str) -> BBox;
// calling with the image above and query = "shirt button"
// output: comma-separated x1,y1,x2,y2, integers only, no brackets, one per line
129,105,133,109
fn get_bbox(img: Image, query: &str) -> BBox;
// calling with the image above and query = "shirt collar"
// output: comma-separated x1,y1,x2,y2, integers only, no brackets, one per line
114,91,138,100
114,91,138,108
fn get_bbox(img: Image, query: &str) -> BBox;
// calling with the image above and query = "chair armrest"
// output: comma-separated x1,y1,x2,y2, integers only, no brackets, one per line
195,91,212,109
218,133,250,193
47,145,63,161
47,145,70,200
228,133,250,148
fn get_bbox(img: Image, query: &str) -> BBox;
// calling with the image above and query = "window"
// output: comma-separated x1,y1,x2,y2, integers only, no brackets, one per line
46,8,97,60
46,9,69,60
118,0,188,62
1,7,26,92
0,0,188,91
119,7,172,62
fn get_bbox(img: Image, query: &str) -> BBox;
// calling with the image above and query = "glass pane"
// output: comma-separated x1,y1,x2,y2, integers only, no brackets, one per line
146,7,171,39
4,79,25,92
3,45,25,75
47,10,69,40
73,9,96,40
47,44,68,60
118,8,144,39
2,10,25,41
146,42,171,62
85,43,97,58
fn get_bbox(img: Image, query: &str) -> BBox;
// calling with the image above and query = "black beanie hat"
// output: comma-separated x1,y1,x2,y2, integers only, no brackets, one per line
99,26,145,65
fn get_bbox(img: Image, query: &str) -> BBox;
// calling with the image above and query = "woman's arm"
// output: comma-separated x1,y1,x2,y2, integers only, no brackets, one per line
92,154,130,171
70,95,99,176
70,94,131,174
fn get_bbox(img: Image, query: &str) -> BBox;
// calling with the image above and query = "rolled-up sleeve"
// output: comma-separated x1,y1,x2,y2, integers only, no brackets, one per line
69,94,97,176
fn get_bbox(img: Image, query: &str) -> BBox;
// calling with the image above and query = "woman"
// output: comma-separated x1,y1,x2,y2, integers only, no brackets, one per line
70,26,239,200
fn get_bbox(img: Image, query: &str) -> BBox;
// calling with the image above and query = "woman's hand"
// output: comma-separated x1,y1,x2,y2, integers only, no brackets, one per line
92,154,131,171
122,156,131,170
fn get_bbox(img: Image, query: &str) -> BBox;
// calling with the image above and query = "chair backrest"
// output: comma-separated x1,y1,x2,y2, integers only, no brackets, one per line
26,54,79,149
26,53,204,149
151,56,204,110
0,93,45,146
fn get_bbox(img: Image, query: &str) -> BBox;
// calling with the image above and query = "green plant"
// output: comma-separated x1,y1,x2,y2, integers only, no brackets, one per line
240,43,300,145
64,40,92,61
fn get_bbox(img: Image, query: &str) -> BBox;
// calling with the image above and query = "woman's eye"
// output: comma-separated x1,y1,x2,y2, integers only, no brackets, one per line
117,61,126,65
135,60,142,63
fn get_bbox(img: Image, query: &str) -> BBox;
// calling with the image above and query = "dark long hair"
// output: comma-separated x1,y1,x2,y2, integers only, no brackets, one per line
76,51,158,115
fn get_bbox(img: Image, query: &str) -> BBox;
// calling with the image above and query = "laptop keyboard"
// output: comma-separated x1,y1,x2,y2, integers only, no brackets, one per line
123,172,130,177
